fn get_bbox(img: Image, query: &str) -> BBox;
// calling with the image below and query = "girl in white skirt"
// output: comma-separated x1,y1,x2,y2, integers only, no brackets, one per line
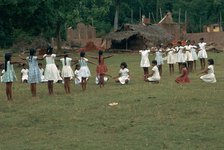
198,38,207,70
139,46,150,80
74,64,81,85
184,40,193,72
60,52,74,94
114,62,130,85
78,51,95,91
166,43,176,75
199,59,216,83
43,46,61,95
190,40,198,71
154,44,164,76
145,60,160,83
175,41,185,73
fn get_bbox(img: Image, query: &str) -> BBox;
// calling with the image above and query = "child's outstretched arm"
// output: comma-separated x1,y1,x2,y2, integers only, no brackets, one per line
104,55,114,59
88,60,97,65
197,68,209,75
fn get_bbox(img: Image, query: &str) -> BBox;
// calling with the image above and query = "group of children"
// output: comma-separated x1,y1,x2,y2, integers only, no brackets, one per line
0,37,218,101
139,38,217,84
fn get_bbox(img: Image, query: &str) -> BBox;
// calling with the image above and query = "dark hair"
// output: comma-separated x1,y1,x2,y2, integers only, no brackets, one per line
177,41,182,45
75,64,80,70
182,62,187,68
120,62,127,68
200,38,204,41
208,59,214,65
152,60,157,65
46,46,53,55
64,51,68,65
4,53,12,71
98,50,103,64
38,63,42,66
29,48,36,62
22,63,26,67
80,51,85,57
167,43,173,47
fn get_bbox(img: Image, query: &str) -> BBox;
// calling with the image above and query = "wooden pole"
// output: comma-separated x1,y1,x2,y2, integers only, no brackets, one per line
199,17,202,32
152,12,156,23
139,7,142,23
220,12,222,31
131,9,133,24
179,8,181,38
160,8,162,20
178,8,181,24
149,12,151,23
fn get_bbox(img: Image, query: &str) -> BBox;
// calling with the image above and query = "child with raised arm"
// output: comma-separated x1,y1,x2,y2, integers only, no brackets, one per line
43,46,61,95
90,50,113,88
199,59,216,83
198,38,207,70
78,51,95,91
114,62,130,85
190,40,198,71
184,40,193,72
21,63,28,83
1,53,19,101
175,63,190,84
175,41,185,73
166,43,176,75
60,52,75,94
139,46,151,80
155,44,164,76
20,48,42,98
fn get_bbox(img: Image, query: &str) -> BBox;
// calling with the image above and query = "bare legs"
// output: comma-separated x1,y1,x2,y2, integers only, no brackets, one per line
200,58,206,70
47,80,54,95
6,82,13,101
81,77,87,91
64,77,71,94
30,83,37,97
98,74,105,88
158,65,162,76
143,67,149,80
169,64,174,75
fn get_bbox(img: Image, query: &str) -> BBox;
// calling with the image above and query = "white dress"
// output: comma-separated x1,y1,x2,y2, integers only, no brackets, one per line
139,50,150,67
118,68,130,84
21,68,29,82
175,46,185,63
147,66,160,81
74,69,81,84
43,54,61,82
198,42,207,58
60,57,74,78
184,45,193,61
79,58,91,78
95,76,109,84
155,50,164,65
190,45,198,60
166,48,176,64
39,68,47,82
1,69,5,82
200,65,216,83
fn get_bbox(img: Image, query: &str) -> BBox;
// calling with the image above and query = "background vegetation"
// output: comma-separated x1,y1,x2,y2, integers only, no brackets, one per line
1,0,224,48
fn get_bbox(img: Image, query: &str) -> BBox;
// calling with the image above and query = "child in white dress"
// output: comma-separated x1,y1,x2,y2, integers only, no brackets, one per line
175,41,185,73
145,60,160,83
38,63,47,82
198,38,207,70
155,44,164,76
184,40,193,72
166,43,176,75
0,69,4,82
60,53,74,94
115,62,130,85
190,40,198,71
43,46,61,95
139,47,150,80
74,64,81,85
21,63,28,83
199,59,216,83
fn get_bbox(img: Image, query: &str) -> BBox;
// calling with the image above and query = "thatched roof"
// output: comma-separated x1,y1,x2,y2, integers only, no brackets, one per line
104,24,173,42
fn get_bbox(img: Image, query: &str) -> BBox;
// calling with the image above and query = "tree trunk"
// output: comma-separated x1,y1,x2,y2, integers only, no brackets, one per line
114,1,120,31
56,21,61,52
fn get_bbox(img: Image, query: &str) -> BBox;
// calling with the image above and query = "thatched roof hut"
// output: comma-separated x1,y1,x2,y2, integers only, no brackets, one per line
104,24,173,51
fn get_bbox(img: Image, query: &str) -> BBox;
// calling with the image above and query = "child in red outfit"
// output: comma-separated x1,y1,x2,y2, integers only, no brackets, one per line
175,63,190,83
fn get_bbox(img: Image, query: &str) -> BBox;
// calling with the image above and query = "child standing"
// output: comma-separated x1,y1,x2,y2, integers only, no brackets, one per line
43,46,61,95
38,63,47,82
21,63,29,83
1,53,19,101
198,38,207,70
90,50,113,88
139,47,151,80
155,45,164,76
175,41,185,73
74,64,81,85
20,48,42,97
199,59,216,83
190,40,198,71
60,53,74,94
184,40,193,72
166,43,176,75
114,62,130,85
145,60,160,83
175,63,190,84
78,51,95,91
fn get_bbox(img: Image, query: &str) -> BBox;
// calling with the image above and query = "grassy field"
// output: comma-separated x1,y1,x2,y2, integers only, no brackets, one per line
0,51,224,150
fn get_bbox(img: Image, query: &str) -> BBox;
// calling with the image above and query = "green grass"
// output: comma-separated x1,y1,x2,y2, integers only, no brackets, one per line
0,52,224,150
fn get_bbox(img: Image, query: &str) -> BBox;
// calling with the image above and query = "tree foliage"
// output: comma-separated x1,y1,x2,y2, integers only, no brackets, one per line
0,0,224,48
